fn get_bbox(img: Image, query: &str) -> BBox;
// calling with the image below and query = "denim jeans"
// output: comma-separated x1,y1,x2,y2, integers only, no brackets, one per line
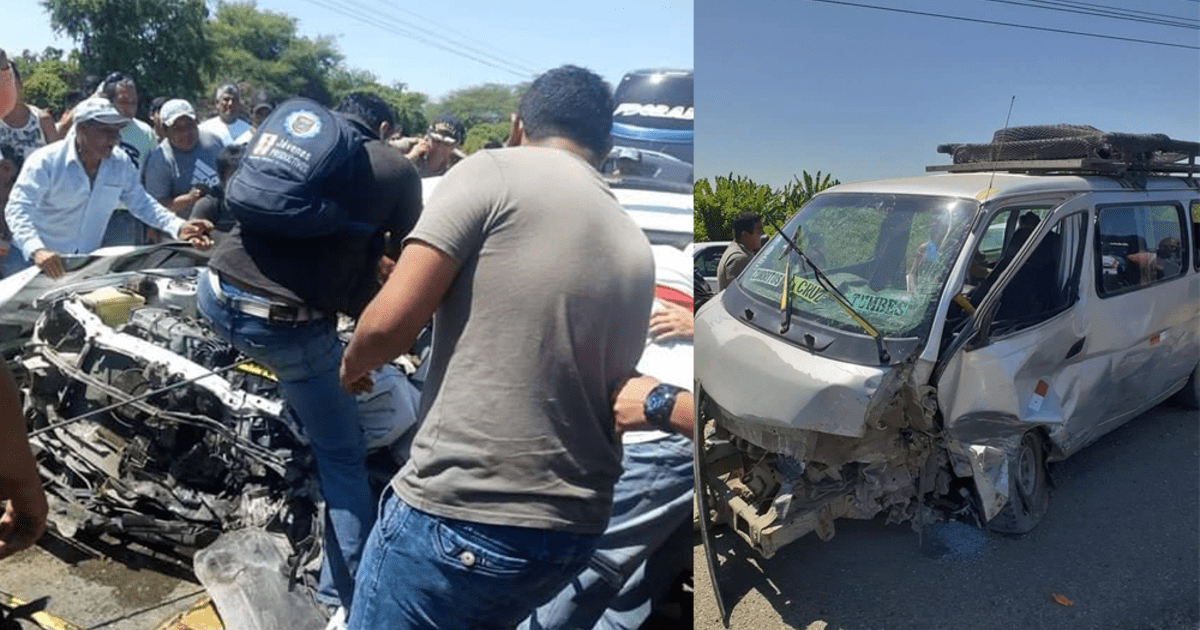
196,269,373,609
348,492,601,630
520,433,694,630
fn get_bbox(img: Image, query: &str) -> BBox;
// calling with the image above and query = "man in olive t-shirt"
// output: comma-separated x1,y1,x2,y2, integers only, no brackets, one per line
340,65,655,630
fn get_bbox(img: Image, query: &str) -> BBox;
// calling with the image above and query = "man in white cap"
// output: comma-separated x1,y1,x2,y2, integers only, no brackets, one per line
4,97,213,278
145,98,224,218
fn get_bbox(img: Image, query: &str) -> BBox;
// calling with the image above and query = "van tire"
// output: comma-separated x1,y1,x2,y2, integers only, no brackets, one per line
986,431,1050,534
991,124,1101,143
1172,364,1200,410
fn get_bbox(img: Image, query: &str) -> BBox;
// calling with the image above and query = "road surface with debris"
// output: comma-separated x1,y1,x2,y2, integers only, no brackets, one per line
695,401,1199,630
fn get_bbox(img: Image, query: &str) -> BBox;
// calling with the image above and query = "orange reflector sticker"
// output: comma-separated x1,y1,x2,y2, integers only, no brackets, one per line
1027,380,1049,414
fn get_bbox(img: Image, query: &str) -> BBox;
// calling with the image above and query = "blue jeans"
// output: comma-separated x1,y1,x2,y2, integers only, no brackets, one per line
349,493,601,630
196,269,373,609
520,433,694,630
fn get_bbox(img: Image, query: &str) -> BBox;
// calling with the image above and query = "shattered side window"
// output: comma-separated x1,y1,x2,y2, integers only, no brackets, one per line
740,193,976,338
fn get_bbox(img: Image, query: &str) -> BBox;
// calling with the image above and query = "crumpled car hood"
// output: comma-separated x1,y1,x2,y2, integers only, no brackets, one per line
695,299,890,438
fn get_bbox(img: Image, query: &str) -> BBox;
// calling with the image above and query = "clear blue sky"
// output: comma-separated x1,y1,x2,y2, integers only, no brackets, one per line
3,0,693,100
696,0,1200,186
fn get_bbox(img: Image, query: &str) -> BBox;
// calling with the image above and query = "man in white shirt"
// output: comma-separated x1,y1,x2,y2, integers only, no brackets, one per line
4,98,212,278
198,84,252,146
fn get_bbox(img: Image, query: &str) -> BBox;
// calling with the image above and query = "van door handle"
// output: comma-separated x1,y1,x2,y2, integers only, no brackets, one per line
1065,337,1086,360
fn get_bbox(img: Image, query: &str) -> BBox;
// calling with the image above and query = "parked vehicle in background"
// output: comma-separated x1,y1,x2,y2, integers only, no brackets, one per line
602,68,693,190
695,126,1200,571
692,241,729,293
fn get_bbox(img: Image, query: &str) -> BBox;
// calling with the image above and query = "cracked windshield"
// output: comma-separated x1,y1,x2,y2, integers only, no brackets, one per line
740,193,976,338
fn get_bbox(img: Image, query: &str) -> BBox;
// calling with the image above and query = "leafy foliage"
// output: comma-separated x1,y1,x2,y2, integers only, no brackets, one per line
43,0,211,112
11,47,80,114
327,68,428,138
426,83,525,127
462,121,510,153
694,171,840,242
206,1,341,109
35,0,520,149
426,83,526,150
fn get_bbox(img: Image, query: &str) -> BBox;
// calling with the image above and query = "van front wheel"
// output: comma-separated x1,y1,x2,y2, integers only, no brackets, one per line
986,431,1050,534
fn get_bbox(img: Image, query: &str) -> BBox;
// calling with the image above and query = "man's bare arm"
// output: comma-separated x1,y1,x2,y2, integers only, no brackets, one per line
0,361,48,560
341,241,458,391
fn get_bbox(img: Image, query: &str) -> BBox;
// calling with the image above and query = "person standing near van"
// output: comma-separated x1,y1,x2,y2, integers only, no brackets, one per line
717,211,764,290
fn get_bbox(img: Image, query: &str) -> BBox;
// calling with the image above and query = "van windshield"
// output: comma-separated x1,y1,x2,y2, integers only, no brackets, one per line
740,193,977,338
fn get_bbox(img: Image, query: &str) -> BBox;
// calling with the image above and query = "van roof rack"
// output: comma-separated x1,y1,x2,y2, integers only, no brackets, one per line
926,125,1199,178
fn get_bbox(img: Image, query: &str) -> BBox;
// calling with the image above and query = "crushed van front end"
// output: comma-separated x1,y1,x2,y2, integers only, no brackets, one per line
695,300,958,558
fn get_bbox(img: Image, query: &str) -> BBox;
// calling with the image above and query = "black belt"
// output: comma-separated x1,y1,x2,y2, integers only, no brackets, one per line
206,271,328,324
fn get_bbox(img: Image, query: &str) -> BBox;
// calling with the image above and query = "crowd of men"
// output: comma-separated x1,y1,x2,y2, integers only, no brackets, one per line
1,47,694,630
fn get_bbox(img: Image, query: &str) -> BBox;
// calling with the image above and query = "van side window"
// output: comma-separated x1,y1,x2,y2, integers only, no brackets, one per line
966,207,1052,289
989,212,1087,333
1096,203,1187,296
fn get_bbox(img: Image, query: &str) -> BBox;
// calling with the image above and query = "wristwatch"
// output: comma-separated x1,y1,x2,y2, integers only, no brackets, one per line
643,383,684,432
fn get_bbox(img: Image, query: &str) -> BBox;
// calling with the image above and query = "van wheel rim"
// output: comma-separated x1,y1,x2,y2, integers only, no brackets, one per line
1017,442,1038,497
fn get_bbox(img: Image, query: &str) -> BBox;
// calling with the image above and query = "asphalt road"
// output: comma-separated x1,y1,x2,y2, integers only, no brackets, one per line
0,539,204,630
694,401,1200,630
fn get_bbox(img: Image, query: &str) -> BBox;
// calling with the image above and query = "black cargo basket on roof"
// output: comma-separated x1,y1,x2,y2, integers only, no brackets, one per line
927,124,1200,177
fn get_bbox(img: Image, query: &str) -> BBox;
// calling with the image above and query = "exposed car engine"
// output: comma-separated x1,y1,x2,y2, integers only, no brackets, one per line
17,267,419,568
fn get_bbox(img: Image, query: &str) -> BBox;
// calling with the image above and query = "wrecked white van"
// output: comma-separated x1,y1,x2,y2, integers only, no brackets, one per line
695,127,1200,560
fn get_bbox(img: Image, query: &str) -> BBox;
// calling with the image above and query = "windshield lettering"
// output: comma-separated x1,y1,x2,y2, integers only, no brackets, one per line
790,276,827,304
847,292,911,317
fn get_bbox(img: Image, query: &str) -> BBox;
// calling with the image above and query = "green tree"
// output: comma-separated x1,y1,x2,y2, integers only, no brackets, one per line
11,47,81,114
462,121,509,153
426,83,525,127
694,171,841,242
43,0,211,110
327,67,428,137
780,171,839,212
206,1,342,109
693,174,779,242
